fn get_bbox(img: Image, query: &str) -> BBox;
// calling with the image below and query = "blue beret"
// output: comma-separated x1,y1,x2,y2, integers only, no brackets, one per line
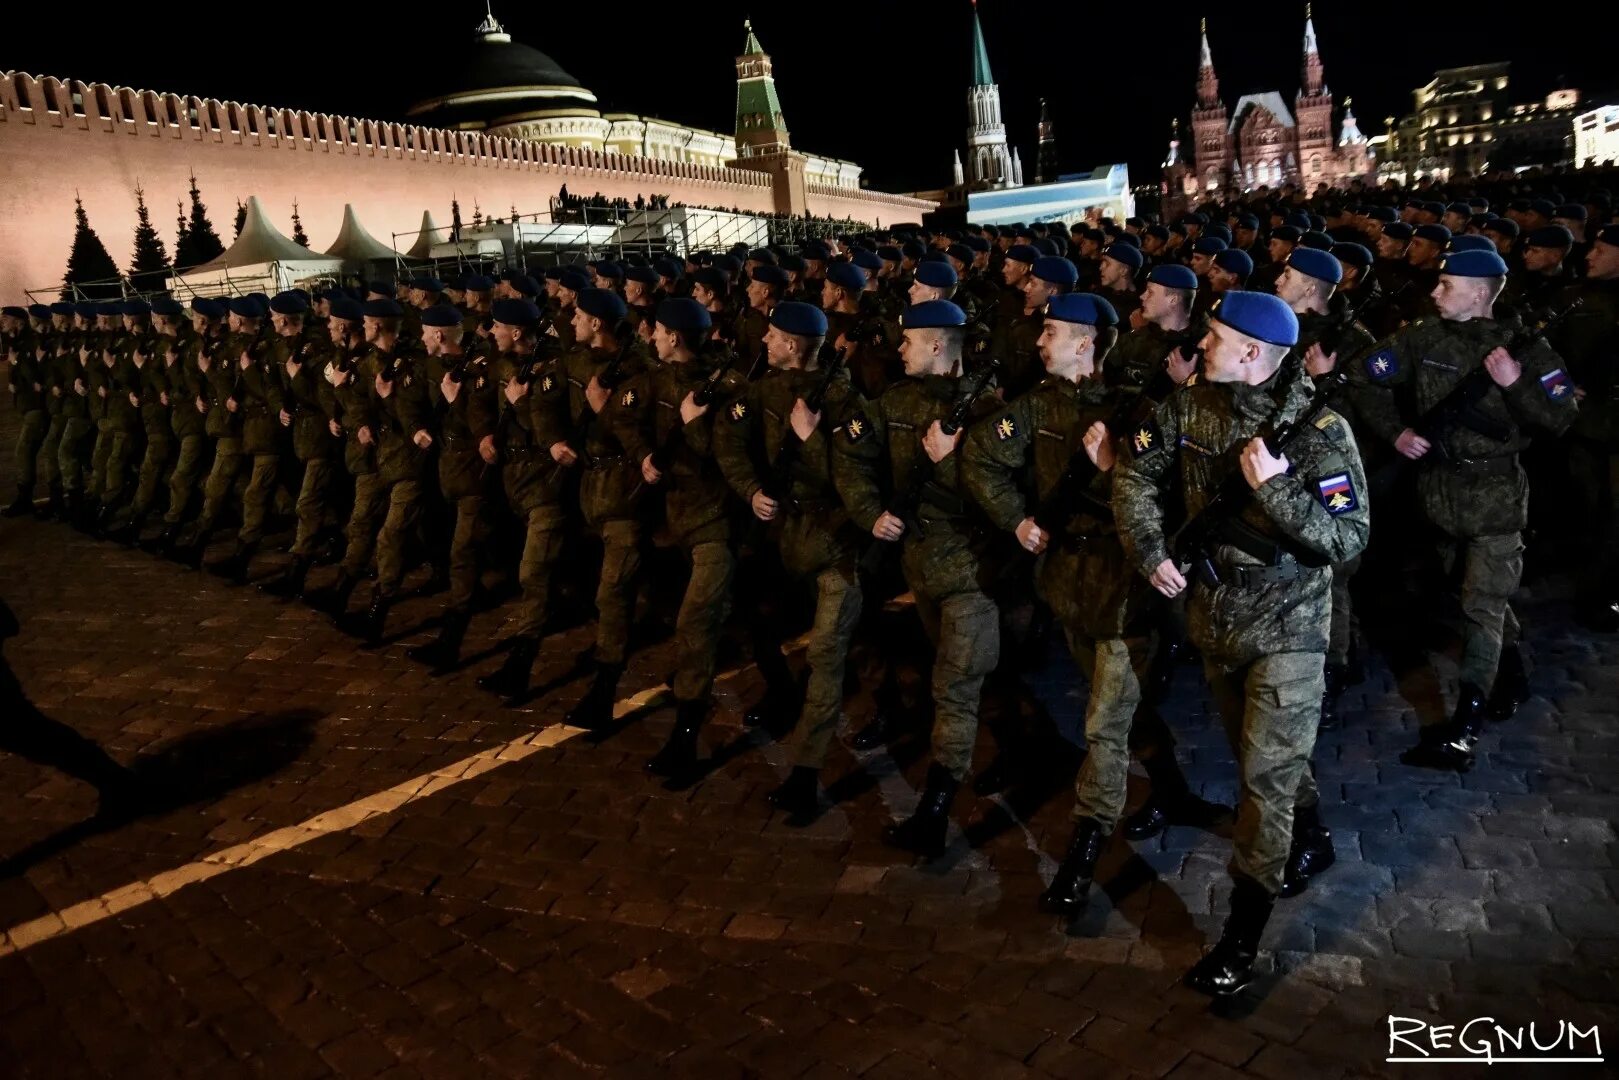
802,240,831,260
751,264,790,288
714,255,742,275
540,266,565,281
1113,232,1142,249
122,299,151,316
1446,202,1471,215
269,291,309,315
361,298,403,318
1145,225,1170,241
49,302,75,316
191,298,227,320
25,303,50,319
1,305,26,319
491,298,541,326
1299,230,1334,251
408,275,443,292
778,253,806,273
919,250,950,264
1270,226,1302,244
1439,250,1509,278
1045,293,1118,327
1526,225,1574,250
1235,213,1260,229
558,268,591,293
1423,201,1447,216
1414,224,1452,245
576,288,627,324
1103,242,1144,270
1213,291,1299,347
1529,198,1556,217
827,262,866,293
1482,217,1519,238
1006,243,1040,265
1366,206,1398,224
947,243,974,265
770,301,828,338
654,298,711,335
690,267,727,291
1447,235,1496,253
462,274,495,291
1383,222,1415,241
748,248,778,265
515,275,543,298
72,301,98,318
1031,257,1078,287
1597,224,1619,248
901,300,967,329
1034,238,1061,256
1553,203,1587,222
1331,243,1373,269
901,240,926,259
1468,197,1491,210
419,304,462,328
594,262,625,281
851,250,883,272
1286,247,1342,285
365,280,395,296
1147,264,1198,291
1286,211,1312,230
966,235,990,253
1192,236,1228,255
876,246,902,263
1204,223,1233,244
624,265,660,286
228,296,267,319
914,260,959,288
1214,248,1254,279
654,257,685,280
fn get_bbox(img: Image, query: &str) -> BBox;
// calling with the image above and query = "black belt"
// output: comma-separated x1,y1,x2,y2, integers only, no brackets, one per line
1212,561,1305,589
1437,453,1517,477
584,454,625,471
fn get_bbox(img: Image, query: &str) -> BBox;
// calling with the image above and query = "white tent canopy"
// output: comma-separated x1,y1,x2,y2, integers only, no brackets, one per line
170,195,342,296
405,211,442,260
325,204,400,269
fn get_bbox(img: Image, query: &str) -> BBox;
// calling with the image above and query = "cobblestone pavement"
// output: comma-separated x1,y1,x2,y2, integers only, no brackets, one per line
0,418,1615,1078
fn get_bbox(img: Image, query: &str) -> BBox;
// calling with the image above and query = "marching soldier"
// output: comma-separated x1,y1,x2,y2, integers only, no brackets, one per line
1,305,46,517
108,299,178,542
150,299,222,554
260,295,338,598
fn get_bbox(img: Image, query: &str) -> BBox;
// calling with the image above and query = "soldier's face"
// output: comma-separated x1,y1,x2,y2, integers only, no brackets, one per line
1443,212,1468,233
1199,323,1260,385
762,326,800,370
747,280,772,310
1268,239,1292,263
1002,261,1030,287
651,323,681,362
491,323,518,352
558,287,578,309
625,280,646,304
1377,236,1406,259
1142,235,1164,255
1407,239,1441,266
1037,321,1090,378
1209,268,1239,294
908,281,945,305
1586,242,1619,281
694,284,716,309
571,308,594,342
898,330,937,377
1522,246,1564,274
422,326,448,356
363,317,385,344
1190,253,1213,277
1431,275,1482,320
1022,276,1060,311
1099,258,1131,291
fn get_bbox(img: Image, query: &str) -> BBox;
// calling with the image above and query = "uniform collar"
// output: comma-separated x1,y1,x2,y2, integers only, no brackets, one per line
921,373,958,401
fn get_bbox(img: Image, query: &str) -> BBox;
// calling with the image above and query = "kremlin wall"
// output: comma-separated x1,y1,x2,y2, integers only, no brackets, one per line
0,18,933,301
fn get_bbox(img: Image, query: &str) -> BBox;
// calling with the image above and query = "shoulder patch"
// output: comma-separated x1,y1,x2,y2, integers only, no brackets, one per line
620,388,637,407
1364,349,1398,382
1313,412,1338,431
728,400,748,422
994,414,1019,441
1539,368,1573,400
1316,472,1359,515
539,373,556,393
845,413,869,443
1130,418,1163,457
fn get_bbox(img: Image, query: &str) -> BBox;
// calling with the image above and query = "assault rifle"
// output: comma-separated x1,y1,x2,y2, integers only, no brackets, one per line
547,326,637,472
1028,385,1158,538
742,344,850,544
859,358,1000,573
646,346,751,475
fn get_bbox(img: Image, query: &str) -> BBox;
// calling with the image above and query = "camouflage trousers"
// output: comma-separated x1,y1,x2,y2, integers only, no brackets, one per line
37,415,65,488
162,435,206,525
445,494,486,614
510,502,566,639
671,539,736,705
372,479,424,597
128,430,173,517
1065,632,1179,830
289,459,334,557
1329,554,1362,668
197,440,277,545
339,472,387,578
1204,651,1324,895
12,410,45,486
788,562,863,769
96,428,138,507
1439,532,1523,694
55,417,92,493
913,588,1001,783
591,517,643,667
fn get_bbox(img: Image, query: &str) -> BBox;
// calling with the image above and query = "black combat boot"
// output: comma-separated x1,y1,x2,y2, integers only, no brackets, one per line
1037,817,1108,917
881,763,958,859
419,560,450,597
477,636,539,698
647,698,709,779
1401,684,1486,772
743,678,802,728
1320,663,1348,730
93,499,119,537
1,483,33,518
1122,746,1196,841
408,609,470,674
107,509,149,547
767,765,820,824
564,662,624,729
73,495,100,533
1279,803,1337,898
38,483,66,521
260,555,311,599
360,591,391,646
146,521,183,556
1485,645,1529,722
311,571,358,618
1185,876,1277,997
171,528,210,570
208,541,256,586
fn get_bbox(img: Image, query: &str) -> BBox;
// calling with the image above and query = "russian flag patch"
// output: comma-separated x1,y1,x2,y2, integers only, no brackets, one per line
1539,368,1573,400
1316,472,1358,515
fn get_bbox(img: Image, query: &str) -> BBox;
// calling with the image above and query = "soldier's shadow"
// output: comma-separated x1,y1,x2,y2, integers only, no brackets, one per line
0,688,320,879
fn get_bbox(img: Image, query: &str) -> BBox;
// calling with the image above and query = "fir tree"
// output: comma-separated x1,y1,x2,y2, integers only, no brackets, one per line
450,197,463,242
175,199,191,262
472,202,484,230
59,192,122,300
233,199,247,240
291,200,310,247
177,172,224,268
126,184,169,292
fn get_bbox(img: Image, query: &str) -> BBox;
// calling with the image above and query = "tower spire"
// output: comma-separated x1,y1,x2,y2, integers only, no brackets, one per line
1301,3,1325,95
1197,17,1220,108
734,19,789,157
971,0,995,87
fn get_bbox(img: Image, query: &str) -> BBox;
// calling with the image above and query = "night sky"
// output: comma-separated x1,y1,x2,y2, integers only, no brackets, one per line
11,1,1614,194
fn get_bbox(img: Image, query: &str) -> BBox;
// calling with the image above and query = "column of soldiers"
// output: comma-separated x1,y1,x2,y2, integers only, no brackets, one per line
4,178,1614,997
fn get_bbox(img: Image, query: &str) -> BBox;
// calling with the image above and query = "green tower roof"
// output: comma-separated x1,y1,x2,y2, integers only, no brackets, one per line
741,18,764,56
971,3,995,86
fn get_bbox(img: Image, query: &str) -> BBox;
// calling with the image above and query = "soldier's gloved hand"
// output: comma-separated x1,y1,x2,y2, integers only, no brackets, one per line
478,435,498,465
1303,343,1337,378
1149,559,1187,599
280,409,292,427
1394,428,1431,460
1240,438,1288,490
549,441,578,466
872,511,906,542
585,376,610,414
679,390,709,425
1016,518,1047,555
641,455,663,485
751,490,778,522
789,399,820,441
412,430,433,450
922,420,962,463
1484,347,1521,388
1082,421,1116,472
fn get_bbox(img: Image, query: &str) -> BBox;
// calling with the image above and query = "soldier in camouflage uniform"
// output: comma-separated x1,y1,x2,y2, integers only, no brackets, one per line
1347,249,1578,772
614,298,747,779
992,256,1076,399
836,300,1005,859
107,298,178,541
53,304,98,524
29,304,75,520
1115,291,1370,996
80,304,128,531
821,262,896,401
149,299,222,553
713,301,868,822
963,292,1195,916
1,306,46,517
259,296,338,598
